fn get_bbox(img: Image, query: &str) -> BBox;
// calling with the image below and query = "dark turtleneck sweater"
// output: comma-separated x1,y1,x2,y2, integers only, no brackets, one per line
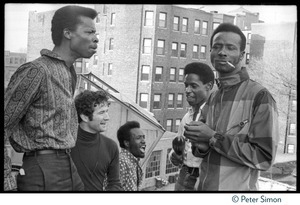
71,126,121,191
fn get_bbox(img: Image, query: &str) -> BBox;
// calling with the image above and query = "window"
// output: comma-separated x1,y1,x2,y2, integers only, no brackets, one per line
166,148,179,174
213,22,220,30
96,13,101,23
10,57,13,64
159,12,167,28
14,58,19,64
180,43,187,58
192,45,199,59
291,100,297,112
173,16,179,31
247,33,252,40
108,63,113,75
153,94,162,109
103,5,107,14
20,58,24,64
93,55,98,65
145,11,154,26
182,17,188,32
141,65,150,81
110,13,116,26
246,53,250,64
157,40,165,55
139,93,148,108
178,68,184,82
169,67,176,82
109,38,114,50
75,61,82,69
177,93,183,108
175,119,181,132
194,19,200,34
166,119,173,131
200,45,206,59
171,42,178,57
287,144,295,154
202,21,208,35
168,93,174,108
85,62,89,69
289,123,296,135
145,150,161,178
155,66,163,82
143,38,152,54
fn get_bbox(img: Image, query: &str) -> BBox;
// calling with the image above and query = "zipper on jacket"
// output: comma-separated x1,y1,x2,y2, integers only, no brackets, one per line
225,119,249,134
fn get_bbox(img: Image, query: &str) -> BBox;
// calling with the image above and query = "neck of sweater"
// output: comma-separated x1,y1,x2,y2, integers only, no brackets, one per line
77,125,99,142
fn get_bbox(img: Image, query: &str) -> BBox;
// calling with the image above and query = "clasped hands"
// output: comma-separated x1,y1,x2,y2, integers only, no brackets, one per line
184,121,216,152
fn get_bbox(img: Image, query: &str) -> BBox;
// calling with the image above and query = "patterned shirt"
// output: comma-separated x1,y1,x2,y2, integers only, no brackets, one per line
119,148,143,191
4,49,78,152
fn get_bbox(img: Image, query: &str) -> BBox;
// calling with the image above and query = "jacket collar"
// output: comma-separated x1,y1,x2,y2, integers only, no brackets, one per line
216,67,250,89
40,49,64,61
120,148,140,163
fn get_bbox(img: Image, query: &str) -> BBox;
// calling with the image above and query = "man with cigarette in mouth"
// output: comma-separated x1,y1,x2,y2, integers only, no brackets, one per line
184,23,279,191
117,121,146,191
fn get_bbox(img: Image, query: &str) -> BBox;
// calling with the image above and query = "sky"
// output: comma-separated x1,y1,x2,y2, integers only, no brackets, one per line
4,3,297,53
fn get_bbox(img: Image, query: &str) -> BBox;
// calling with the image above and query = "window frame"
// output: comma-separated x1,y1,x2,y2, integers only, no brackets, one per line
141,65,150,81
155,66,163,82
158,12,167,28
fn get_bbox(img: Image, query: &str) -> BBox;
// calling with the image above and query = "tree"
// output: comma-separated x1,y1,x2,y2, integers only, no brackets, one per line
247,40,296,153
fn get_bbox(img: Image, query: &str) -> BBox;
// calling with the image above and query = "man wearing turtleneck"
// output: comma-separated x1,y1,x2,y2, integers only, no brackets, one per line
184,23,279,191
71,90,122,191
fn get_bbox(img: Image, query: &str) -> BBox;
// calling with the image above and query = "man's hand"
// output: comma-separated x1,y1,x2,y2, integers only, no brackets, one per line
184,121,216,143
170,152,183,166
191,142,210,155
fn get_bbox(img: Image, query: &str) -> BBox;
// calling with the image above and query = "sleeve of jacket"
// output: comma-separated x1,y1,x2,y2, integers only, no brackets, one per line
211,90,279,171
106,142,122,191
5,63,44,134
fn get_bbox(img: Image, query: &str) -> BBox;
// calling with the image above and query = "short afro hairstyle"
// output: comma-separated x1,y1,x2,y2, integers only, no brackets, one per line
51,5,97,46
210,23,246,52
117,121,140,149
184,62,215,86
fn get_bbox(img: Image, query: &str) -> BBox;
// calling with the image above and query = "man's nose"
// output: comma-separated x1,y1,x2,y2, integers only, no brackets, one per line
104,112,109,120
93,35,99,43
185,86,192,92
218,47,227,56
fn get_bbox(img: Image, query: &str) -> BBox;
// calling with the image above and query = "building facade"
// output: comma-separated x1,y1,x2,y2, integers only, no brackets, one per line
4,50,27,88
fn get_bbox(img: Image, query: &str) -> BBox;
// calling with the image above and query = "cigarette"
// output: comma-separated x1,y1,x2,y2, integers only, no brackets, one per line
226,61,235,68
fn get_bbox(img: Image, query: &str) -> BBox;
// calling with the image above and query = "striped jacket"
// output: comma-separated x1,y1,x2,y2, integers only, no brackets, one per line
196,67,279,191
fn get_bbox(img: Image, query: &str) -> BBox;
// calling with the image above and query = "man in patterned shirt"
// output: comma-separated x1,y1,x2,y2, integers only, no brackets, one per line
4,5,98,191
117,121,146,191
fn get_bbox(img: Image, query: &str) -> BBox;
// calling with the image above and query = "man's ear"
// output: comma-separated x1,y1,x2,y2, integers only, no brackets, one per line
63,28,72,40
80,114,89,123
124,140,130,148
205,81,213,91
239,51,245,61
